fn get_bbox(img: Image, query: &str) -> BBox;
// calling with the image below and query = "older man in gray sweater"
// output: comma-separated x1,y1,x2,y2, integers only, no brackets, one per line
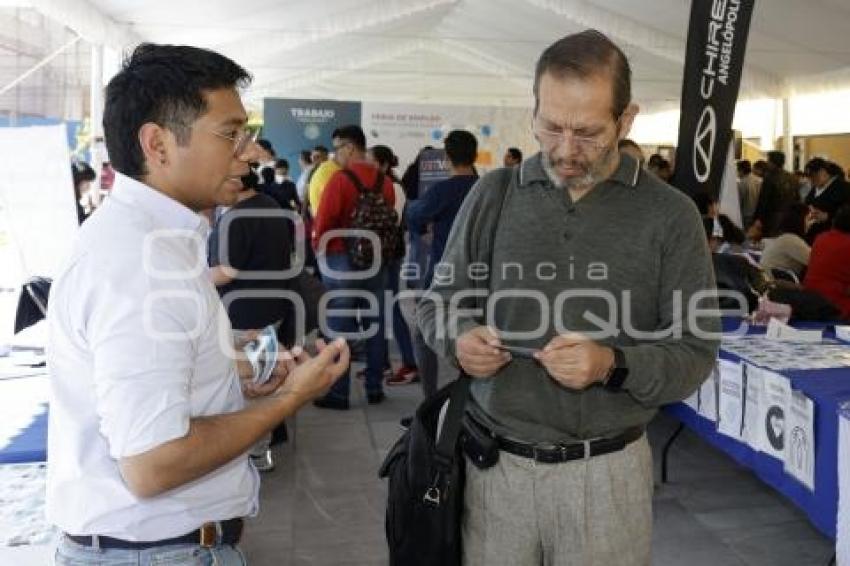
418,30,720,566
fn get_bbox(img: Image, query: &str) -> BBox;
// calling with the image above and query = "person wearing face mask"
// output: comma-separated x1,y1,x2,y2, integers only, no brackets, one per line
254,138,276,184
417,29,719,566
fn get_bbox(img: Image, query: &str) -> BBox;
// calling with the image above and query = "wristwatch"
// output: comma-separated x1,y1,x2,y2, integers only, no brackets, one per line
603,346,629,390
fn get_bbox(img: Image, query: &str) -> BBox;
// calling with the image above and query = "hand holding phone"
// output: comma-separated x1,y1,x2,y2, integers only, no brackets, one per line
496,344,541,359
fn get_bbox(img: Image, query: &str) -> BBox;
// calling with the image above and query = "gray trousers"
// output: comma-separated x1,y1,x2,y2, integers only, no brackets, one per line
462,434,653,566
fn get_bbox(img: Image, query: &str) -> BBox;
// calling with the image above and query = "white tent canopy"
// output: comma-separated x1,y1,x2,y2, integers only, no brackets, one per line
4,0,850,142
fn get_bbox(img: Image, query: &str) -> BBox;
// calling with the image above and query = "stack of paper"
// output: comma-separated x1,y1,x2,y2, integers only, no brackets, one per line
837,402,850,565
765,318,823,343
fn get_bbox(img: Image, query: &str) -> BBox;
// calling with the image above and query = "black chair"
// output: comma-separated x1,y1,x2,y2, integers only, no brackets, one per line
14,276,51,334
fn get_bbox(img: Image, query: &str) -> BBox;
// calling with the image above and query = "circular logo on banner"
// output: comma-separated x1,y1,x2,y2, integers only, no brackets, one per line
765,405,785,451
692,106,717,184
304,124,320,140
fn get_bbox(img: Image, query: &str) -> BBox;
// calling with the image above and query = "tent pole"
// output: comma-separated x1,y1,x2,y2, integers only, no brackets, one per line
89,43,104,206
782,97,793,171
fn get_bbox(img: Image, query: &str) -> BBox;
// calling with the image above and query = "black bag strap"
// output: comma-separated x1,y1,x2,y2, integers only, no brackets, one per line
341,169,384,195
432,167,514,469
434,373,472,470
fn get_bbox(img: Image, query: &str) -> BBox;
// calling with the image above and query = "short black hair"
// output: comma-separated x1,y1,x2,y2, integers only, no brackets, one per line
506,147,523,162
647,153,665,168
533,29,631,118
313,145,329,154
777,203,808,238
834,204,850,233
332,125,366,150
766,150,786,169
370,145,399,169
805,157,828,176
71,161,96,188
103,43,251,180
826,161,844,179
257,138,275,156
300,150,312,163
444,130,478,167
275,158,289,170
737,159,752,175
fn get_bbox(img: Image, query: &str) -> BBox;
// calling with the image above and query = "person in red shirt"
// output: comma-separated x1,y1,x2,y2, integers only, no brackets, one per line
804,204,850,320
312,125,395,409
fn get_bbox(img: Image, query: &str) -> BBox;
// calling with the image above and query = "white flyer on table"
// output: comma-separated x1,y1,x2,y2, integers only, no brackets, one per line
742,364,765,451
698,362,719,422
717,360,745,440
683,388,700,412
784,391,815,491
760,370,792,460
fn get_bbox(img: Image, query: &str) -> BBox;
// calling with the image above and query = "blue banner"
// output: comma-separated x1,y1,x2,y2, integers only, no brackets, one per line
262,98,361,179
418,148,451,197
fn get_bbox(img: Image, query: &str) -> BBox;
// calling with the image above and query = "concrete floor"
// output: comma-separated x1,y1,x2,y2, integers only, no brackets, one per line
238,367,835,566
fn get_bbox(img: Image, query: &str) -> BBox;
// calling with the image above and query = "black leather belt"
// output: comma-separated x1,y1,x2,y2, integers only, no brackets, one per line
66,518,243,550
495,426,644,464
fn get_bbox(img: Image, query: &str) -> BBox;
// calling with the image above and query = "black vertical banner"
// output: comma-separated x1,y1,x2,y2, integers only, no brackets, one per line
671,0,756,198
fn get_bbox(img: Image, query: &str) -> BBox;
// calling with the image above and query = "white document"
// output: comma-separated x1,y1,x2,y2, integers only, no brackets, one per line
784,391,815,491
837,403,850,566
683,389,700,412
717,360,745,440
698,362,719,422
760,370,792,460
836,325,850,342
742,364,765,451
765,318,823,343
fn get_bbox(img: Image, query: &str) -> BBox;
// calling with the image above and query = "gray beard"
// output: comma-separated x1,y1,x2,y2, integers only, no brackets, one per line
541,143,619,192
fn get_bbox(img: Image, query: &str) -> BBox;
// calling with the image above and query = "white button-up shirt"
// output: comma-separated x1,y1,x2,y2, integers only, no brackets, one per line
46,173,259,540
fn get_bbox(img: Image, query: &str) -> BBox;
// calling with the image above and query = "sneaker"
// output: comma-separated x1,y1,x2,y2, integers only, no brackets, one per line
386,366,420,385
250,449,275,473
313,396,350,411
367,391,386,405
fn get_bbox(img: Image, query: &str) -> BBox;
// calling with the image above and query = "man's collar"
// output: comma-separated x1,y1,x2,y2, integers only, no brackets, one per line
519,151,640,189
110,172,204,234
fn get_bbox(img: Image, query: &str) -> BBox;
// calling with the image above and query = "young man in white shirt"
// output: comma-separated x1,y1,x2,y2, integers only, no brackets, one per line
47,43,349,565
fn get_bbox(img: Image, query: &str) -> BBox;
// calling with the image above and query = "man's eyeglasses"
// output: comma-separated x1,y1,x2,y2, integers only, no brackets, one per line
210,128,257,157
332,141,351,153
532,117,619,153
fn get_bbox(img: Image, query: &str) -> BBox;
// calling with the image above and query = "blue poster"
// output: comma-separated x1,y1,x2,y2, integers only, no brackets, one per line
262,98,361,179
418,148,450,197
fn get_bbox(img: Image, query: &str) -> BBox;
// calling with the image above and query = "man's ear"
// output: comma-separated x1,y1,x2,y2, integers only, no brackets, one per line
138,122,169,169
617,103,640,140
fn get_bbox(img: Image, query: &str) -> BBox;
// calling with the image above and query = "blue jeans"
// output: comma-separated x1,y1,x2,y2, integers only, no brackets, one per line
320,253,388,399
386,258,416,368
55,536,247,565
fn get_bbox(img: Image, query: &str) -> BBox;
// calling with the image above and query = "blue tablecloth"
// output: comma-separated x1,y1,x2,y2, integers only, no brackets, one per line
664,321,850,539
0,375,48,464
0,408,47,464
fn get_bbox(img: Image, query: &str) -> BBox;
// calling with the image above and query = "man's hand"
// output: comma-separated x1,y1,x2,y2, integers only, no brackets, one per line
746,220,763,242
278,338,350,406
534,333,614,390
456,326,511,378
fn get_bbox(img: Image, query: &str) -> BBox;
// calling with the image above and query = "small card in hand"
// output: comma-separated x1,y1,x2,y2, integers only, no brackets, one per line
244,325,279,386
